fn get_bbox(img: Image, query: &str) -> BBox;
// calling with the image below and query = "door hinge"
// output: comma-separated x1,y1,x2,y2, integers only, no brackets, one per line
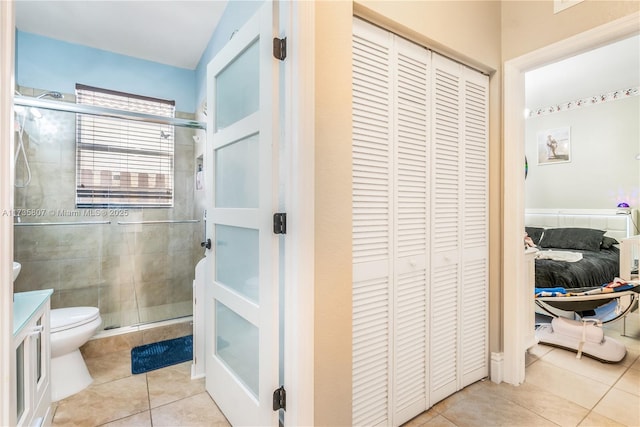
273,213,287,234
273,37,287,61
272,386,286,411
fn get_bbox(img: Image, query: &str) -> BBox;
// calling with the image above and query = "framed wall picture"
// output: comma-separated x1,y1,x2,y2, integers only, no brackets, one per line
537,126,571,165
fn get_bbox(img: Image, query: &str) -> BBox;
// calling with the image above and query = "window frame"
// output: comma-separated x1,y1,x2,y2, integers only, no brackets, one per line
75,84,176,209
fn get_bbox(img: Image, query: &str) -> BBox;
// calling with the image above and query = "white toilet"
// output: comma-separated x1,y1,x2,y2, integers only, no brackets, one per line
50,307,102,401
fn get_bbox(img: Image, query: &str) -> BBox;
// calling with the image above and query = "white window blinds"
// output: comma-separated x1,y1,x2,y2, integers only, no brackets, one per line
75,84,175,208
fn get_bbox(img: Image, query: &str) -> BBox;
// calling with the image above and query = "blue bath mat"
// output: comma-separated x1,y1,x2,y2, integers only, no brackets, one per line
131,335,193,374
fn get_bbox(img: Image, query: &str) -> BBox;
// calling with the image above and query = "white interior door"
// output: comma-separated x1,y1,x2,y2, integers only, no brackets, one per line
204,3,280,426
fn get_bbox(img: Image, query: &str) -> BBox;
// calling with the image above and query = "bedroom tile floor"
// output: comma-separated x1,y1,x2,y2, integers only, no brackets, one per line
51,312,640,427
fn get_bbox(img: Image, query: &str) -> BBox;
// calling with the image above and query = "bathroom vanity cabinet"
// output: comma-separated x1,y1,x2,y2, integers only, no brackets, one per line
13,290,53,427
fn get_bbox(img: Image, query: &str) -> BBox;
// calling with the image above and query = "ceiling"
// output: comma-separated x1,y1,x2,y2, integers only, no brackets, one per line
14,2,639,96
526,35,640,109
14,0,228,70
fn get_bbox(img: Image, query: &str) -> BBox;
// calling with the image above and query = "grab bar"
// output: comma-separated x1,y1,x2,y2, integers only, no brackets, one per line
117,219,200,225
14,221,111,226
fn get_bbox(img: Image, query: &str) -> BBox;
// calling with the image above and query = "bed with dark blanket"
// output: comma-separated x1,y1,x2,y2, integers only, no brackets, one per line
526,226,620,289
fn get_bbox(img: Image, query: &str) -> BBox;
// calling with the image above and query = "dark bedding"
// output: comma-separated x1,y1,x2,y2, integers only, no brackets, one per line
534,246,620,289
526,226,621,289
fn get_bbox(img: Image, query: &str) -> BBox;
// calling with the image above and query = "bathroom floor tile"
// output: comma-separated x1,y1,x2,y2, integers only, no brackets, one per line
100,410,152,427
85,349,132,385
150,392,230,427
52,374,149,427
146,361,206,408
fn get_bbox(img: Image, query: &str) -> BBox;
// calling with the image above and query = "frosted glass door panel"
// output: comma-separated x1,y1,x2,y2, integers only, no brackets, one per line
215,134,259,208
215,40,259,131
215,224,259,303
216,301,259,397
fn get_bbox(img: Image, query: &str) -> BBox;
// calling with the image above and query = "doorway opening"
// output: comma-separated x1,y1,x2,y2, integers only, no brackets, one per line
501,12,640,385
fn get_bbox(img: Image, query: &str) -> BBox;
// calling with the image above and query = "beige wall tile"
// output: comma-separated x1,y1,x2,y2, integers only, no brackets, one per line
81,331,144,358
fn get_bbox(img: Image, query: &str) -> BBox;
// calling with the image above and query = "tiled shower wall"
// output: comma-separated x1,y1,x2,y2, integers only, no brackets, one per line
13,87,204,330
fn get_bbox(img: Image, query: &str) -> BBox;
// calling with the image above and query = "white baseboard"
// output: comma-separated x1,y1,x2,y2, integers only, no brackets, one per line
490,352,504,384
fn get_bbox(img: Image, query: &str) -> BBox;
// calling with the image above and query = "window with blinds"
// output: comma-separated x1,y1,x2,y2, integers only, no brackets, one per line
75,84,175,208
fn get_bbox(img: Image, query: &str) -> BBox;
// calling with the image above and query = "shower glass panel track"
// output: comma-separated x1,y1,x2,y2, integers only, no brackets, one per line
12,89,206,332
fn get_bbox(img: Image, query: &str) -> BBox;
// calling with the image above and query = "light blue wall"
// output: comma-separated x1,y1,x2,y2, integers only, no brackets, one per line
194,0,263,108
16,31,196,112
15,0,264,113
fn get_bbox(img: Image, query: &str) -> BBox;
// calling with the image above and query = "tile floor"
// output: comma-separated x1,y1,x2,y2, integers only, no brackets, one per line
51,313,639,427
50,320,230,427
406,311,640,427
51,356,229,427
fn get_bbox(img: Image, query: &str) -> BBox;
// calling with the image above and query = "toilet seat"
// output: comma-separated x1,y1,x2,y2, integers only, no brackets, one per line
51,307,100,333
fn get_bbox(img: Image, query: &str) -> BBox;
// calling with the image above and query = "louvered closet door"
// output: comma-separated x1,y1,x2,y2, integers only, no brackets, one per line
353,17,431,427
352,18,393,427
430,54,463,404
459,67,489,388
391,38,430,426
353,19,489,426
429,53,489,405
